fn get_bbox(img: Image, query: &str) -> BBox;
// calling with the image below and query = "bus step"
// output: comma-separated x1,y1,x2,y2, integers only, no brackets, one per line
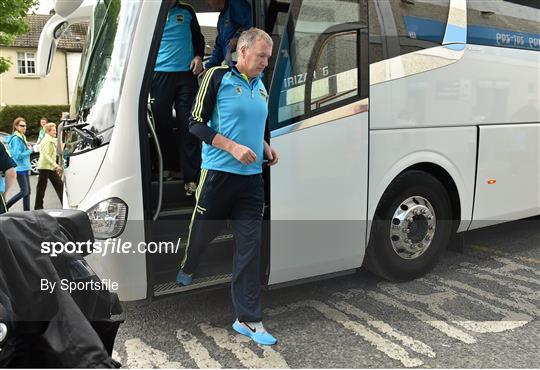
161,233,234,247
157,207,193,219
153,273,232,296
150,233,234,281
152,180,194,208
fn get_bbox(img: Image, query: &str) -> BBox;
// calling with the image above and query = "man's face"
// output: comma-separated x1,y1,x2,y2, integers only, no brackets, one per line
241,39,272,78
206,0,225,12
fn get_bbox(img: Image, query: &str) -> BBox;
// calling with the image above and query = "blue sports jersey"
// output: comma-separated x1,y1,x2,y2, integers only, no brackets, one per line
189,66,268,175
155,5,195,72
206,0,253,68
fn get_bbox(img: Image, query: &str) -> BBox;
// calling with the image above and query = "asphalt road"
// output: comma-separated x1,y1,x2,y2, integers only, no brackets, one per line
112,218,540,368
6,173,62,212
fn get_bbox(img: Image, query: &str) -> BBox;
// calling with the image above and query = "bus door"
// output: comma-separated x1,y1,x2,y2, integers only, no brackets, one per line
265,0,370,285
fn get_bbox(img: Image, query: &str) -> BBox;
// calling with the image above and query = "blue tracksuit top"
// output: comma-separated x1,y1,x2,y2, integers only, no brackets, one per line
189,66,268,175
155,3,205,72
6,132,32,173
206,0,253,68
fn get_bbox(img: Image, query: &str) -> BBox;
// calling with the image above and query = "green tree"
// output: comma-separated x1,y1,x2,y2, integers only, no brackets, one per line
0,0,39,74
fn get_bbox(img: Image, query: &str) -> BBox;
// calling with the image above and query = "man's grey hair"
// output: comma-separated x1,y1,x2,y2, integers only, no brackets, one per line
237,27,273,50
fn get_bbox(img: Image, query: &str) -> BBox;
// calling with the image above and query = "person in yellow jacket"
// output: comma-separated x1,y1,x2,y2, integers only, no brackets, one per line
34,123,63,210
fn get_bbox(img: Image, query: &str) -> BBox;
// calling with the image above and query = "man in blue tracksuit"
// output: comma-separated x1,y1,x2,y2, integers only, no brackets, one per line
151,0,205,194
0,142,16,214
205,0,252,68
176,28,279,345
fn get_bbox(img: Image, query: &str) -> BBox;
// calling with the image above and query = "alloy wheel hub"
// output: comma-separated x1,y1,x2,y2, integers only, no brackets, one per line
389,196,436,260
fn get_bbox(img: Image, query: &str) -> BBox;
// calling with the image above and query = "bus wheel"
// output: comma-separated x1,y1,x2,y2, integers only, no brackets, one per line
365,170,453,281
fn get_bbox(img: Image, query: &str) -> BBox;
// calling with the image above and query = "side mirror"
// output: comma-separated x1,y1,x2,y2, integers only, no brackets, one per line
54,0,84,17
36,14,65,77
36,4,92,77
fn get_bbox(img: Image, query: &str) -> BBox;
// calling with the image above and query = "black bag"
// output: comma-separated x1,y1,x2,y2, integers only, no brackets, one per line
0,210,123,368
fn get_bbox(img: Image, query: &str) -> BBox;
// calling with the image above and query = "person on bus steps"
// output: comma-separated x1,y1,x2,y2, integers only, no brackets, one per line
34,123,63,210
0,141,17,214
36,116,49,146
5,117,33,211
151,0,205,195
176,28,279,345
205,0,253,68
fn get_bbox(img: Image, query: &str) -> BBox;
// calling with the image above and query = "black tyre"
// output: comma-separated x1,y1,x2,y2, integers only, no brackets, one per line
365,170,453,281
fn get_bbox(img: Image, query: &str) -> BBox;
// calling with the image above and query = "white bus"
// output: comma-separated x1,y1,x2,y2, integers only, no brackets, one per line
37,0,539,301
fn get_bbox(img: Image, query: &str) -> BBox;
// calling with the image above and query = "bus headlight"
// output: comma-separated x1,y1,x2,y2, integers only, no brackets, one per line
87,198,128,239
0,323,7,343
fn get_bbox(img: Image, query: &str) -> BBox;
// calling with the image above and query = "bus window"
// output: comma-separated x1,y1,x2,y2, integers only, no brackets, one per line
263,0,290,87
309,32,358,111
269,0,367,131
70,0,141,151
369,0,451,63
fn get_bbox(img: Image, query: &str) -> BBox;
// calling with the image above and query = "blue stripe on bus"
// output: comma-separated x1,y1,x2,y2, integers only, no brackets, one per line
403,16,445,43
467,25,540,51
404,15,540,52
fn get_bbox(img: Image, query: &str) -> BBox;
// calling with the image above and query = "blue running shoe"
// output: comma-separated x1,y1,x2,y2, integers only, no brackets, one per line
175,270,192,286
232,319,277,346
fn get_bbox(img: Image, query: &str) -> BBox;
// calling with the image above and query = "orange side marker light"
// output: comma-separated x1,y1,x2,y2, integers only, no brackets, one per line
487,179,497,185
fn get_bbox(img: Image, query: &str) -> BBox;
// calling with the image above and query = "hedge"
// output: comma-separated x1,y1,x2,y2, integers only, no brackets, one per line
0,105,70,140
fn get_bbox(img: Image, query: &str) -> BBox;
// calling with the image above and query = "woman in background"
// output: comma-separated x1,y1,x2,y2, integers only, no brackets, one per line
34,123,63,210
6,117,33,211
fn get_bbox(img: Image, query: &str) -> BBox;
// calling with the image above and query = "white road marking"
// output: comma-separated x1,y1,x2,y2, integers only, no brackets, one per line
199,322,289,369
118,245,539,368
125,338,183,368
416,278,532,333
440,268,540,316
479,256,540,285
342,289,478,344
176,329,222,369
332,300,436,358
490,256,540,274
267,300,423,367
378,280,530,334
498,255,540,272
304,300,424,367
471,245,540,265
459,262,540,298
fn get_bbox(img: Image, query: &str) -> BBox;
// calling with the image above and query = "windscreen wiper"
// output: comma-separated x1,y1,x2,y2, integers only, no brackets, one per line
62,120,88,130
63,121,102,148
76,125,103,148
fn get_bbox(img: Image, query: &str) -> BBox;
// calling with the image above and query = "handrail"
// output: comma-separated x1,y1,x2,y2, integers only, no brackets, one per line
147,103,163,221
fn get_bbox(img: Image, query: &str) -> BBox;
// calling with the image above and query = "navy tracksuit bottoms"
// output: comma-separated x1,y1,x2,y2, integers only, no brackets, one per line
150,71,201,182
181,169,264,322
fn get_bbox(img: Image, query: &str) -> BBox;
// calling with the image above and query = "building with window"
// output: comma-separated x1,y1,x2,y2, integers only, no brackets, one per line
0,14,87,107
